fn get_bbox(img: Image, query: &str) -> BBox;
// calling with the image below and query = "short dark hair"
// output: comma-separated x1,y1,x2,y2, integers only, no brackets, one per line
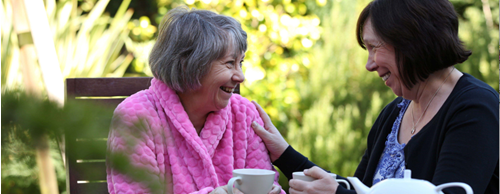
356,0,471,89
149,6,247,92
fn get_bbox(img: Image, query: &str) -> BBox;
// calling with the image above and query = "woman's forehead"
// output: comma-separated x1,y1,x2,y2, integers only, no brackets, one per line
221,49,245,59
362,20,380,44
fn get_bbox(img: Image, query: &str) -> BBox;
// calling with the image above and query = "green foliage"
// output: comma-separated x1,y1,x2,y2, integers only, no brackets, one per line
0,0,22,90
1,91,167,193
1,91,114,193
453,0,499,90
2,132,66,194
1,0,135,92
49,0,134,78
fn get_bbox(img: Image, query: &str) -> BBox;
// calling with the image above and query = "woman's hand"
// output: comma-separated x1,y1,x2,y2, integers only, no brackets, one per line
210,185,243,194
251,101,290,162
289,166,339,194
210,184,279,194
268,184,282,194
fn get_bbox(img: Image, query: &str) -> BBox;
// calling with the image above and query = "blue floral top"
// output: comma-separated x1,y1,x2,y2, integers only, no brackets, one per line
372,99,411,185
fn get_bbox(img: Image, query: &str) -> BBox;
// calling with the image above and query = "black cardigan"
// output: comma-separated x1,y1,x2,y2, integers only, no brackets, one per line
273,73,499,194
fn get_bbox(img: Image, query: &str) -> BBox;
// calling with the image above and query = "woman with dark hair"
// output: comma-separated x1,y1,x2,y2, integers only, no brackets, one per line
251,0,499,193
106,7,284,194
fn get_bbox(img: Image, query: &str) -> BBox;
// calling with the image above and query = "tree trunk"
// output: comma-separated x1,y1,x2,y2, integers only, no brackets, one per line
35,135,59,194
11,0,40,96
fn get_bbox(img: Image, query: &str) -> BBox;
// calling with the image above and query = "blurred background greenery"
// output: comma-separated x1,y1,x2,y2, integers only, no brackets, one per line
2,0,498,193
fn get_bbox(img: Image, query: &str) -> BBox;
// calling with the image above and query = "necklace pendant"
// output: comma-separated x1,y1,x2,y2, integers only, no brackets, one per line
411,127,416,134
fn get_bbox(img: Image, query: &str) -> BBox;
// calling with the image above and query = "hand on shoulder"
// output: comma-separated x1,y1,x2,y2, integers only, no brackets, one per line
250,101,290,162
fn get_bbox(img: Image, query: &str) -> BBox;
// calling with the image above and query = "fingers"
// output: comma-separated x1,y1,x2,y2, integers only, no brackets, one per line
289,179,308,193
268,184,282,194
251,100,273,128
289,187,302,194
290,167,339,194
289,188,297,194
252,121,271,139
233,187,244,194
210,186,228,194
218,185,243,194
304,166,329,179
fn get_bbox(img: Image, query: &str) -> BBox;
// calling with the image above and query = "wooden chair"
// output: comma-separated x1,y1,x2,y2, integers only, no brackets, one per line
64,77,239,194
65,77,153,194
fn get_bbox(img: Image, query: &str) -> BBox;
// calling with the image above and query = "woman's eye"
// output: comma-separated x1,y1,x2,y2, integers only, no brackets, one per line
369,44,381,51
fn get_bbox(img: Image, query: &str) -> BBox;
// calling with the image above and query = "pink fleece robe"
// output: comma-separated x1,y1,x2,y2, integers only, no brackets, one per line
106,78,284,194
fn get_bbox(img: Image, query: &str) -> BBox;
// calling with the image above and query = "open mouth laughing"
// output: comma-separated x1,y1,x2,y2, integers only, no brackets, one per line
220,86,234,93
382,72,391,81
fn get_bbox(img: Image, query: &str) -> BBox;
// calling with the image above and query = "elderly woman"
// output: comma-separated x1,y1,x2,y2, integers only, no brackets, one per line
251,0,499,194
106,7,284,194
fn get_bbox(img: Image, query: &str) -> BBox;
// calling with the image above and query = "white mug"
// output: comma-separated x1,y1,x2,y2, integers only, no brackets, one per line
292,171,351,190
227,169,275,194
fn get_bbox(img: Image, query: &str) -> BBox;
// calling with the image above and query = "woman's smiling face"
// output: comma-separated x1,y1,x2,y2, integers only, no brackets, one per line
194,51,246,111
363,19,407,97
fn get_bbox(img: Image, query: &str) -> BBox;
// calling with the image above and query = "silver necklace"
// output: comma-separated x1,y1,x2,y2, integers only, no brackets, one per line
410,68,454,134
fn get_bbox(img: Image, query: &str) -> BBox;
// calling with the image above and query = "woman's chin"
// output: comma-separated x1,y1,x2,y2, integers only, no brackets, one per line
214,100,230,111
390,87,404,97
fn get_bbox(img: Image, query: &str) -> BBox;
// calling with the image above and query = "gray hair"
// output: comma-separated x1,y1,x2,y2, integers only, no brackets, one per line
149,6,247,92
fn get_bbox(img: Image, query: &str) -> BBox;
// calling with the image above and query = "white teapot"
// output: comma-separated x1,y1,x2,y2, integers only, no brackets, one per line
346,170,473,194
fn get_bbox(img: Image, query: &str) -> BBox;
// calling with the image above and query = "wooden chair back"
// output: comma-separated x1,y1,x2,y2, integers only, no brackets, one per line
65,77,153,194
65,77,239,194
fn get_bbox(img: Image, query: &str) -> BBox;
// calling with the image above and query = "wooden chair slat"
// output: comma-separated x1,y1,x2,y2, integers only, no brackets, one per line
73,162,107,181
72,182,108,194
67,125,110,139
66,77,152,97
73,98,126,108
69,140,107,160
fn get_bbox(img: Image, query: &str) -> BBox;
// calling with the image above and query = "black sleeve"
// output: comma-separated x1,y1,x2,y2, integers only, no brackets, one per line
272,146,318,180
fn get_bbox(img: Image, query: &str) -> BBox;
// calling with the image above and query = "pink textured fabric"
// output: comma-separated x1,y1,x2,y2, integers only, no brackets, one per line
107,78,284,194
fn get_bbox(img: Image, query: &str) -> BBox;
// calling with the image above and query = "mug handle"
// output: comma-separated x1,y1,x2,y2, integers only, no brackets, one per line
435,182,473,194
336,179,350,190
227,177,242,194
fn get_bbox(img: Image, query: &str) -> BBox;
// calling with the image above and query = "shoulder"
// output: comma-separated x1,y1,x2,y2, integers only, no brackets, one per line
447,73,498,107
113,89,156,123
438,74,499,133
230,94,253,106
229,94,259,118
108,90,158,143
228,94,264,135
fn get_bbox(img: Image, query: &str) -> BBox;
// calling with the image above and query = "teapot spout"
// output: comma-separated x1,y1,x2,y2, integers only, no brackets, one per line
346,177,370,194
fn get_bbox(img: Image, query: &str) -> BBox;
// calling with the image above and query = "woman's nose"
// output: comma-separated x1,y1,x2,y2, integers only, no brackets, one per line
233,68,245,83
365,54,377,72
